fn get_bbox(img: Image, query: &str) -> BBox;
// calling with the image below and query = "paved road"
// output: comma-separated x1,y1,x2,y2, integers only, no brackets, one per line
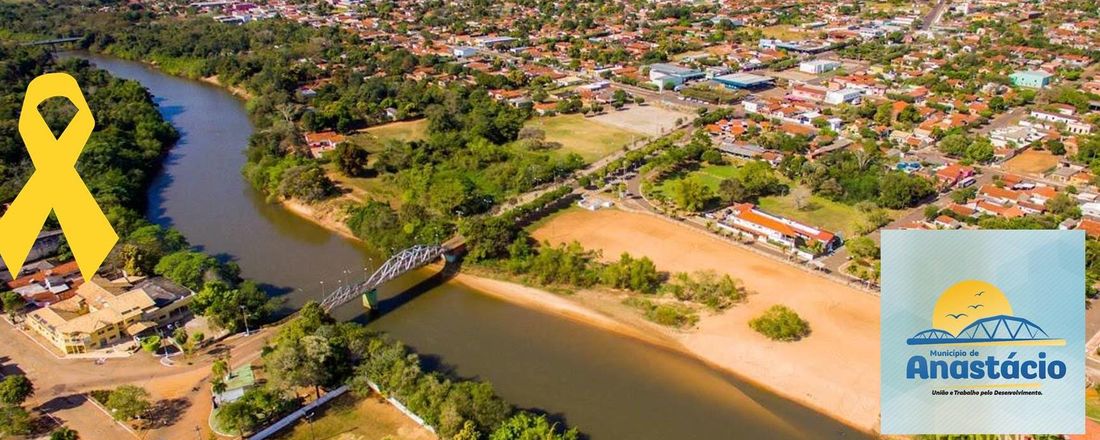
920,0,950,30
976,107,1028,135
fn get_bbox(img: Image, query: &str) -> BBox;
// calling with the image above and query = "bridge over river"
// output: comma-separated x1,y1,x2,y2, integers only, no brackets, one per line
319,238,464,312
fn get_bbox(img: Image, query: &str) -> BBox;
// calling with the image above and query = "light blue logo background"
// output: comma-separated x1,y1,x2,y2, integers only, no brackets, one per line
881,230,1084,434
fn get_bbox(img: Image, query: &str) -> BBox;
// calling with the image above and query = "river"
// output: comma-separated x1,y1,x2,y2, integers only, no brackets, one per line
71,52,869,440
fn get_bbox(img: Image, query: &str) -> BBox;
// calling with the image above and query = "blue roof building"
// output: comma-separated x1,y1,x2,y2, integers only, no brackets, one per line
712,73,774,90
1009,70,1053,88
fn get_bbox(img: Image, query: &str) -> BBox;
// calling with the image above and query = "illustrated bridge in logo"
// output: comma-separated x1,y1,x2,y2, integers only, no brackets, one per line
906,315,1062,345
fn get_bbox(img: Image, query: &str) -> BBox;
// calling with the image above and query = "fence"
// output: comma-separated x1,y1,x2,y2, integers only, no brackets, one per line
365,380,436,433
247,385,348,440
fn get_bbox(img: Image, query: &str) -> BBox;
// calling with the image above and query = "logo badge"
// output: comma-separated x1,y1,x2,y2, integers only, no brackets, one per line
0,73,117,281
882,230,1083,434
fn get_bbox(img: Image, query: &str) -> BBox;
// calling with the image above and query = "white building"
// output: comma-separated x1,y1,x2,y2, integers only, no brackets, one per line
824,88,864,105
799,59,842,74
452,46,478,58
1028,110,1093,135
1081,202,1100,219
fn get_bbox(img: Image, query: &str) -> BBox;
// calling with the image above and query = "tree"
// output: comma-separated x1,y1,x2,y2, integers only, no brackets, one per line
0,291,24,318
0,405,30,437
490,412,580,440
334,142,370,177
277,164,336,202
153,251,220,291
846,236,879,261
105,385,151,421
792,187,812,210
937,134,970,157
50,427,79,440
601,253,662,293
923,205,941,221
965,138,994,163
877,172,934,209
1046,193,1081,219
0,375,33,406
460,216,523,261
701,149,723,165
670,178,713,212
190,281,270,331
749,305,811,341
950,186,977,204
265,334,333,399
172,327,188,344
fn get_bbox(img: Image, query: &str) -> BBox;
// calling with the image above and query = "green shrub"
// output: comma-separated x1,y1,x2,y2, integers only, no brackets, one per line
749,305,810,341
623,297,699,328
140,335,162,353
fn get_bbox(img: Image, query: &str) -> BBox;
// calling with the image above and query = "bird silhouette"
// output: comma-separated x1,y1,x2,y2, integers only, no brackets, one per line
946,313,968,319
975,291,984,296
968,304,984,309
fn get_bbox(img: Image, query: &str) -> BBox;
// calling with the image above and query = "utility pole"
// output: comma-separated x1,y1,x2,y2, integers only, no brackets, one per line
239,305,250,336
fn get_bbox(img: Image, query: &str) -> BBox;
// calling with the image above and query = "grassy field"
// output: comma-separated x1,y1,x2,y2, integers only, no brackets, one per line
760,25,812,41
526,114,643,162
349,119,429,152
271,393,433,440
654,164,740,198
337,120,429,205
324,164,403,206
1003,149,1060,175
757,191,870,239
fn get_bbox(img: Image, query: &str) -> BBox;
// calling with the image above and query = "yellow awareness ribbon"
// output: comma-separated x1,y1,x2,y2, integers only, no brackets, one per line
0,73,117,281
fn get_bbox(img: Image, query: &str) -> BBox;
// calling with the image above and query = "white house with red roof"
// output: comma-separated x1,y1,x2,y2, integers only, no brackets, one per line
304,131,346,158
714,203,841,259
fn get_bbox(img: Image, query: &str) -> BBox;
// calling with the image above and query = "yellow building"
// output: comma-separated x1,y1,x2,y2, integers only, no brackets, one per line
27,276,194,355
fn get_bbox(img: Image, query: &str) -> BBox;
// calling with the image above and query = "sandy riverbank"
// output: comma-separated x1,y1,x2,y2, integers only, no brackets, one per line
200,75,253,100
530,208,880,433
282,198,359,240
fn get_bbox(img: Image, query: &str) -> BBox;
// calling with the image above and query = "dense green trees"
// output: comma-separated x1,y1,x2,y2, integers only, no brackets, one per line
669,177,713,211
215,387,295,436
0,45,177,212
191,281,271,332
153,251,221,291
49,427,79,440
877,172,935,209
251,303,575,439
490,412,580,440
0,291,25,318
105,385,151,421
334,142,371,177
716,160,788,204
0,405,30,437
784,150,933,209
0,375,34,406
601,253,662,293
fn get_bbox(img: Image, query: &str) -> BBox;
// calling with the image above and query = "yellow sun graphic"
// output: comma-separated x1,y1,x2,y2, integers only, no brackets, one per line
931,280,1014,336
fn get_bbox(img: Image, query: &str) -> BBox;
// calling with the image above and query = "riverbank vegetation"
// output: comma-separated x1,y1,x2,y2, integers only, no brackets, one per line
458,188,747,328
0,43,271,331
749,305,811,341
219,303,579,439
1,5,589,257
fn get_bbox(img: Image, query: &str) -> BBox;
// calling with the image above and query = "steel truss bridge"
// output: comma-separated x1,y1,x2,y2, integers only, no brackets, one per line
320,244,446,311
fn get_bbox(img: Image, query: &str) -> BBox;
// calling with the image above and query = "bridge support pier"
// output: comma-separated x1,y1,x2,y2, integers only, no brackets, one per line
362,289,378,310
